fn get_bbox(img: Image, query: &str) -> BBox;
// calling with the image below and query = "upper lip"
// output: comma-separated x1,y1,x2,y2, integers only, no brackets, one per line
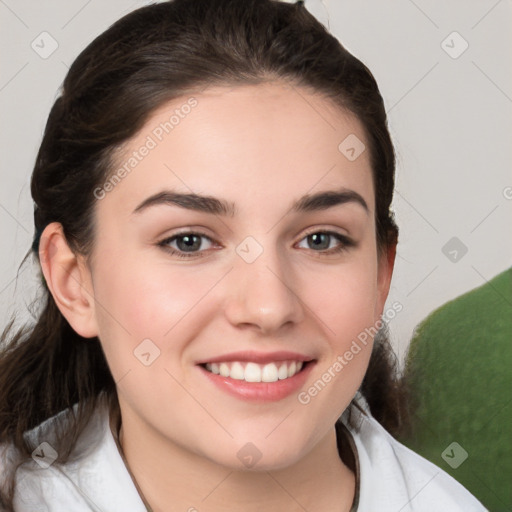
196,351,314,365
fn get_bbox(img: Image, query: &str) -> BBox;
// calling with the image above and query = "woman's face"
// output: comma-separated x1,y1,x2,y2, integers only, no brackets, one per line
84,82,394,469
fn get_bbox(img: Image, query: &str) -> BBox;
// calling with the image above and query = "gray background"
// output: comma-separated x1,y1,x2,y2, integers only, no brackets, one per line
1,0,511,363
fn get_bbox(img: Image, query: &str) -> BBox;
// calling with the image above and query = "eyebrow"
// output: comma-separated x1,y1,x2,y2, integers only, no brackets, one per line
132,187,368,216
132,190,236,216
292,189,368,214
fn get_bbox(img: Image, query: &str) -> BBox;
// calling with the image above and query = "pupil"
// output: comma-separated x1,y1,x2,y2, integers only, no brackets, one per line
309,233,329,250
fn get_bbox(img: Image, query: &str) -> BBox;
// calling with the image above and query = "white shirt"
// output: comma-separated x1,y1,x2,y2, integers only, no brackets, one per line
1,398,487,511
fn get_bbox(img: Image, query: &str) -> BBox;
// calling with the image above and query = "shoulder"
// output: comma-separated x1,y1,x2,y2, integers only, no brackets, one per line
8,396,145,512
342,401,488,511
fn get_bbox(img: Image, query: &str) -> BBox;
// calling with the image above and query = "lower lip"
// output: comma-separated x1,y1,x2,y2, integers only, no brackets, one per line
198,362,315,402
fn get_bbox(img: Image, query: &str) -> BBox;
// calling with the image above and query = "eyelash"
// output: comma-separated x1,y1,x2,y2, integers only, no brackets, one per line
157,230,355,260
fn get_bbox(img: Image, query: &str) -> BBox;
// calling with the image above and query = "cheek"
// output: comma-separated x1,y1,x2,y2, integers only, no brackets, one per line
297,255,378,410
90,257,211,416
306,255,379,345
91,253,224,370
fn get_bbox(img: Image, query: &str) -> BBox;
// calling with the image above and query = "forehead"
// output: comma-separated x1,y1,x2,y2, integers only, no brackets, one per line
99,82,374,217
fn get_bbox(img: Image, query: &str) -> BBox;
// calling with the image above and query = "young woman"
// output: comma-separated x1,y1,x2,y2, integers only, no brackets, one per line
0,0,486,510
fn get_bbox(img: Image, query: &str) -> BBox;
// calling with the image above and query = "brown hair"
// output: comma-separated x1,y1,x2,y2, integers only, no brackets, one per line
0,0,405,507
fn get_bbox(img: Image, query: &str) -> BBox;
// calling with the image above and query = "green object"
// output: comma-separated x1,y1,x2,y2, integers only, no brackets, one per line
402,267,512,512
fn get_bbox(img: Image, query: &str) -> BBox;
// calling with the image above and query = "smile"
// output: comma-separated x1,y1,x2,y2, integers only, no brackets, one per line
198,354,315,401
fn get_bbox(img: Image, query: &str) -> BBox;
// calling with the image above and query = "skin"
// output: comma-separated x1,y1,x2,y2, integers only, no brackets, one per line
39,81,395,511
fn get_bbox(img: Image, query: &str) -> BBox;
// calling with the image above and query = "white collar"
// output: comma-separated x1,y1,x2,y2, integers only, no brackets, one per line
13,395,485,511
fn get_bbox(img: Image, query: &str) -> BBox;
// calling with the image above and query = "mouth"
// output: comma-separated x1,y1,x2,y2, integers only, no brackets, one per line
197,352,316,401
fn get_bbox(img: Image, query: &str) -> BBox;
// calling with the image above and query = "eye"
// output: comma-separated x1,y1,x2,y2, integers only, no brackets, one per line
296,231,354,254
158,232,217,258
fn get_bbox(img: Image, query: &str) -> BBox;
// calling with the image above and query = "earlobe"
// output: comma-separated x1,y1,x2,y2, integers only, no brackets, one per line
38,222,99,338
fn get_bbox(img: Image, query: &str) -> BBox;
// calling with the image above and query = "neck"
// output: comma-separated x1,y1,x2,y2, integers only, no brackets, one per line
115,409,355,512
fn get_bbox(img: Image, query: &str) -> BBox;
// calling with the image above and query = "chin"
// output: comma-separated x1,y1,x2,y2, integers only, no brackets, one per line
197,433,311,473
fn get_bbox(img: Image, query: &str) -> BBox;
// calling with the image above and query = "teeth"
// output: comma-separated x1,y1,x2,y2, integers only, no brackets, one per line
204,360,305,383
244,363,261,382
261,363,278,382
277,363,288,380
219,363,230,377
230,362,244,380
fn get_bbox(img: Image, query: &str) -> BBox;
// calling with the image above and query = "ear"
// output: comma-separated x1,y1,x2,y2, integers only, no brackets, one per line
38,222,99,338
375,241,397,319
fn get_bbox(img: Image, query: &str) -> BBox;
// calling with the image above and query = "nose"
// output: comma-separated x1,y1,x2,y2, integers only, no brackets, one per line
223,245,305,335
